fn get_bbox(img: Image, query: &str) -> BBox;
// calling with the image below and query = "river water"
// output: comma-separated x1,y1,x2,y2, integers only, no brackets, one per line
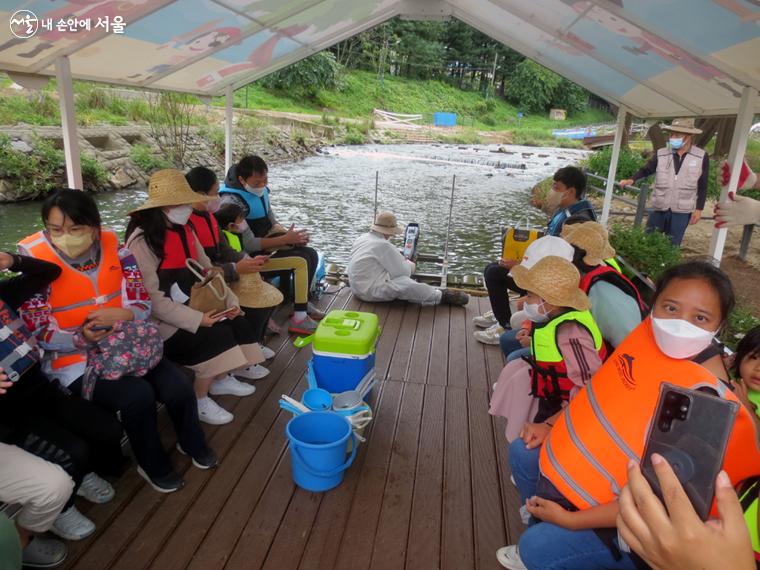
0,143,588,276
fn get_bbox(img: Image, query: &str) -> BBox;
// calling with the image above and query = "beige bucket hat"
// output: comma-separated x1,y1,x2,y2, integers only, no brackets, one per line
371,211,403,235
231,272,284,309
130,169,211,214
561,222,616,266
511,255,591,311
661,118,702,135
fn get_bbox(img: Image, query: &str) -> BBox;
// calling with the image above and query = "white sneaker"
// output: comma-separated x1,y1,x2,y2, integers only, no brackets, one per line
235,364,270,380
261,345,276,360
519,505,530,525
76,472,115,504
197,397,233,425
50,506,95,541
496,545,527,570
474,323,504,345
473,310,498,329
209,374,256,396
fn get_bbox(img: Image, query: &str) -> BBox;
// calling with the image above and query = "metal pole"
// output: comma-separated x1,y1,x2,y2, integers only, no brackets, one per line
601,105,627,226
373,170,379,221
55,56,82,189
441,175,456,287
634,183,649,228
708,86,758,264
224,85,234,175
739,224,755,261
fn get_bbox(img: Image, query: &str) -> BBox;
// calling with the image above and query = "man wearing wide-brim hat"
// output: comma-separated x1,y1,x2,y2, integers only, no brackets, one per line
619,117,709,246
346,211,469,306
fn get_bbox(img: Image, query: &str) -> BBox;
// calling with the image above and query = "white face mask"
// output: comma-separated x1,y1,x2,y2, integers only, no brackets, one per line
165,205,193,226
234,221,248,233
205,197,221,213
651,317,717,360
244,184,266,198
524,300,550,323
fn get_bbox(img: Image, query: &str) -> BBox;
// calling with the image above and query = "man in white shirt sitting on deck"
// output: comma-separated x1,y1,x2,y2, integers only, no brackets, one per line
347,211,469,306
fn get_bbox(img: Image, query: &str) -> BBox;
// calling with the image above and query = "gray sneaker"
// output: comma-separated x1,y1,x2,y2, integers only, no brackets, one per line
440,289,470,306
22,536,68,568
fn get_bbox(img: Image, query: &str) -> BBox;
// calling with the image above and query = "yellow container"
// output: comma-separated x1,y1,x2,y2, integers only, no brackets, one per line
502,226,544,261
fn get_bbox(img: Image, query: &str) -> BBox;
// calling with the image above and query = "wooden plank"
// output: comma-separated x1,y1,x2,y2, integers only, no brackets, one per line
369,382,425,569
426,305,450,386
405,384,446,570
387,304,419,381
373,302,405,381
468,389,508,568
441,386,474,570
447,304,468,387
492,415,525,545
465,299,488,392
480,299,505,392
407,306,435,382
332,381,404,570
296,382,388,570
261,486,322,570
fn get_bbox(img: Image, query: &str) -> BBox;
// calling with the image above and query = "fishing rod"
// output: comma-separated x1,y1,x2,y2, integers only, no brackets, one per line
440,174,456,288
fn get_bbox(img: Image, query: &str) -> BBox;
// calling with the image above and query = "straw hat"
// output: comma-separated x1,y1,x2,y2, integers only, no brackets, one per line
130,169,211,214
371,211,403,235
231,272,284,308
661,118,702,135
511,255,591,311
561,222,616,266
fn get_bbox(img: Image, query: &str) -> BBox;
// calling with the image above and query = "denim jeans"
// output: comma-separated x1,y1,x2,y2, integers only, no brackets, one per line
509,438,540,504
519,523,636,570
646,209,691,246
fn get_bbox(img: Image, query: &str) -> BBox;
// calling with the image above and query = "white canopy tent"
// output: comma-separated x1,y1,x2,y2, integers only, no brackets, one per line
1,0,759,261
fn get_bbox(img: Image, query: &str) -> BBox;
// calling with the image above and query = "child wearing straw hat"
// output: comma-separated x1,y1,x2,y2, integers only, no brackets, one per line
561,222,647,348
489,255,607,506
125,169,266,426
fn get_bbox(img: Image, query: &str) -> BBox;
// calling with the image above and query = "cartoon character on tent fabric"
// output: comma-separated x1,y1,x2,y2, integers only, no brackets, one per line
562,0,743,96
712,0,760,25
126,22,243,81
195,24,308,89
543,31,595,56
0,0,153,58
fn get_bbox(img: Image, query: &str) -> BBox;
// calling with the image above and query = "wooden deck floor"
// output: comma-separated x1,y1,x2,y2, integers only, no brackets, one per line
62,288,523,569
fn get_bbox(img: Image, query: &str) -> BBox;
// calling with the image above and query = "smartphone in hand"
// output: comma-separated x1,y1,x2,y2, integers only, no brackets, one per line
90,325,113,332
641,383,739,520
210,308,237,320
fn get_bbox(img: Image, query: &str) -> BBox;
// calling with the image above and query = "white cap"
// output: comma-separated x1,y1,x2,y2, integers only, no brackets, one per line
518,236,575,269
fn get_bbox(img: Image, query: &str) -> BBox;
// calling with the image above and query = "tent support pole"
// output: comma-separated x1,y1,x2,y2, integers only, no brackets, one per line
601,106,627,226
224,85,234,175
708,85,758,264
55,56,82,190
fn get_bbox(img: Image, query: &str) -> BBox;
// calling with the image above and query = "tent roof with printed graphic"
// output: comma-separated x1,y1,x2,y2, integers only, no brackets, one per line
0,0,759,118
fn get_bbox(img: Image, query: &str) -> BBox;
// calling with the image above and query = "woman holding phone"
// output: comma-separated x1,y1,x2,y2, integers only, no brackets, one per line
125,169,265,426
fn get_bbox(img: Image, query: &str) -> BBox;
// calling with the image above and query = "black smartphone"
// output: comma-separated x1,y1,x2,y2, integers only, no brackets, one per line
641,383,739,521
90,325,113,332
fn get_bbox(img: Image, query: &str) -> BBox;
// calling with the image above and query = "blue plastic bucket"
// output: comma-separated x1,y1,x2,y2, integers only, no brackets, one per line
286,412,356,492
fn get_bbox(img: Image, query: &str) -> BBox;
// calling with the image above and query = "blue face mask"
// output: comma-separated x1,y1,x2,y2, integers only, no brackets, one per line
669,137,684,150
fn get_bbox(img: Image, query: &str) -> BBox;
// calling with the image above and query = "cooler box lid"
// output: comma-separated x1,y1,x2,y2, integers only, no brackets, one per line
313,310,379,356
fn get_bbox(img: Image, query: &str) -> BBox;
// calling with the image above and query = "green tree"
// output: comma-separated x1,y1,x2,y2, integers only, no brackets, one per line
260,51,344,100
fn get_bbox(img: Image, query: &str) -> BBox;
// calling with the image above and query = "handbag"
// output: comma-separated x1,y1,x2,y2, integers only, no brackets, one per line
186,258,229,314
81,320,164,400
0,299,39,382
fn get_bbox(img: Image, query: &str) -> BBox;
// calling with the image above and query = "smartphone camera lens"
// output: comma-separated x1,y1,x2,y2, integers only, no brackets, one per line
660,420,671,431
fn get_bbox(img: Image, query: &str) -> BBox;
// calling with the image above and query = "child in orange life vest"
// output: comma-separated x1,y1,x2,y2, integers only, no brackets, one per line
489,255,606,454
497,261,759,570
732,326,760,429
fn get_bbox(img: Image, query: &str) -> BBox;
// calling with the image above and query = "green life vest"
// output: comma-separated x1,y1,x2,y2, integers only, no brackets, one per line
604,257,623,273
528,310,607,401
222,229,243,253
740,478,759,556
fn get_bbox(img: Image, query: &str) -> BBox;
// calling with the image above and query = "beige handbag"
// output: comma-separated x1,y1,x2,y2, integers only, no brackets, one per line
186,258,228,314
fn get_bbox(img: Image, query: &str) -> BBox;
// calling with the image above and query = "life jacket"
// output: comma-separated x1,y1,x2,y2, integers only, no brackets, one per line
739,478,760,561
222,229,243,253
219,184,273,238
0,298,39,381
18,230,123,371
525,310,607,402
579,265,648,318
156,224,198,302
604,257,622,273
546,199,597,237
188,211,220,261
539,318,760,511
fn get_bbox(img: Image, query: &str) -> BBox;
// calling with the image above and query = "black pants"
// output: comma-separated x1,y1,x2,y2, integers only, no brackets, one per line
483,262,527,327
268,246,318,298
242,306,275,343
69,358,209,479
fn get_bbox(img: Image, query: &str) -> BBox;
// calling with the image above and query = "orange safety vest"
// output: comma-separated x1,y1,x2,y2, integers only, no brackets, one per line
18,230,123,370
539,318,760,510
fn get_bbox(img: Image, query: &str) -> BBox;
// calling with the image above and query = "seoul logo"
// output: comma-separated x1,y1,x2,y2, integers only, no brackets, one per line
9,10,39,39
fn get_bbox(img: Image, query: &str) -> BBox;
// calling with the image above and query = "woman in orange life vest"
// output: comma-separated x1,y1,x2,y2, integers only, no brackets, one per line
496,261,760,570
18,189,215,495
489,255,607,497
125,169,266,426
184,166,280,367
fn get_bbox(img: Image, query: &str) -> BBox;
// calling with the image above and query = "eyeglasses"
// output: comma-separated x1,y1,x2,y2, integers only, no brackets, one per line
45,224,92,238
